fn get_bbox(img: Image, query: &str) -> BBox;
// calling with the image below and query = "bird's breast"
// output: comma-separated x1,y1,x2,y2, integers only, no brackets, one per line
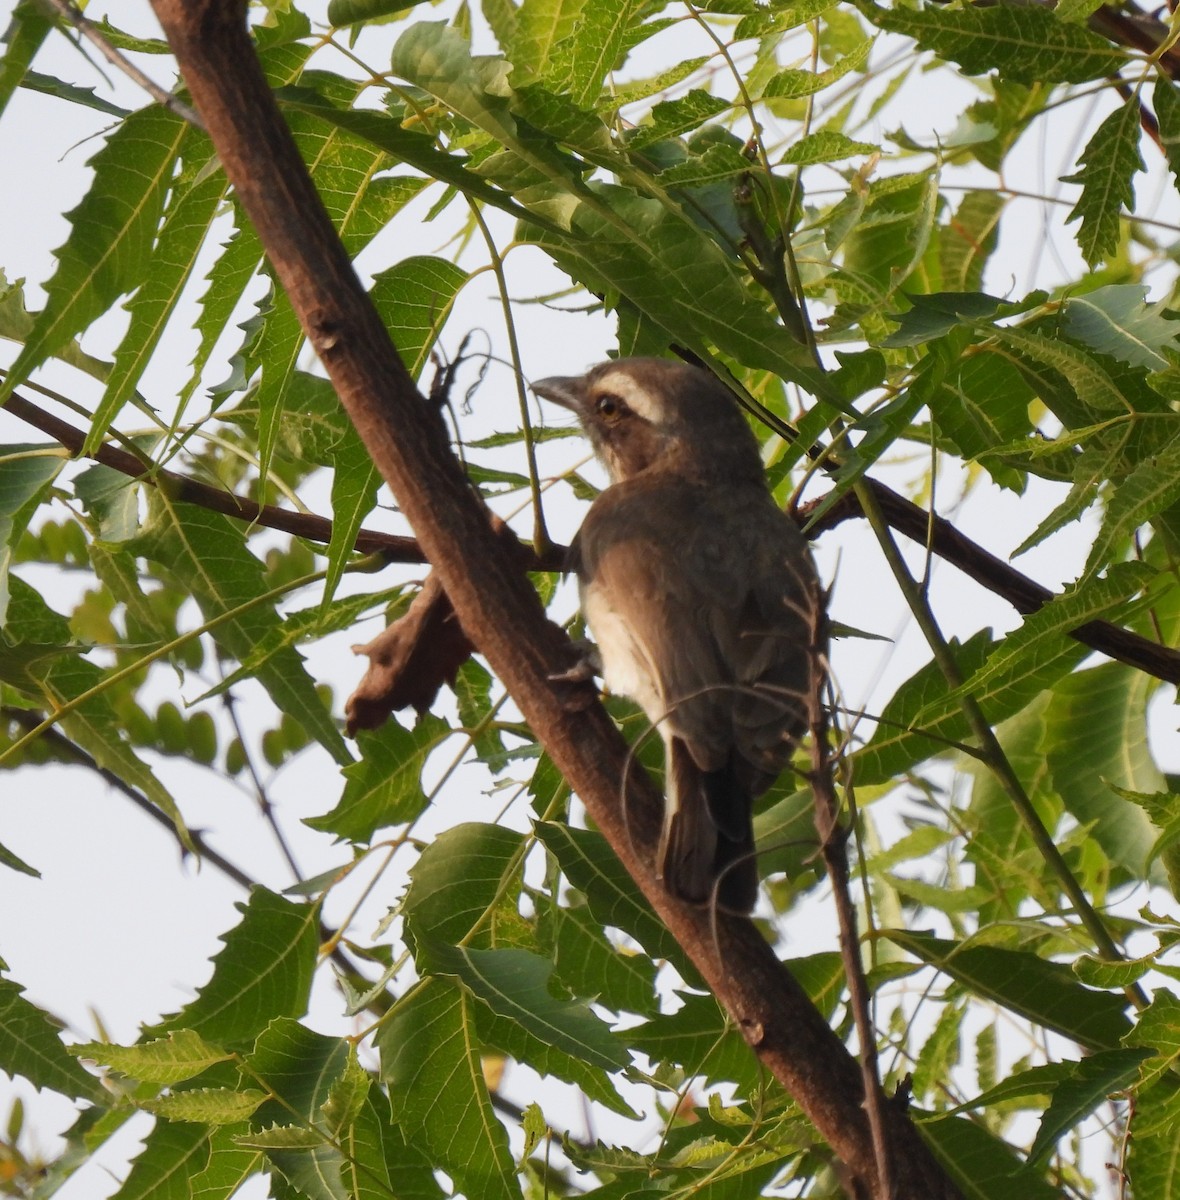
579,577,665,721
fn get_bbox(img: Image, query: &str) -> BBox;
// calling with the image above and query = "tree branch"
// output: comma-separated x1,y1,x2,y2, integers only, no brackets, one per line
147,2,959,1193
7,388,1176,685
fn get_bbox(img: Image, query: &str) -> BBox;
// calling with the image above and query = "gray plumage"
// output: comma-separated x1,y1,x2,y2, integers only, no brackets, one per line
533,357,820,913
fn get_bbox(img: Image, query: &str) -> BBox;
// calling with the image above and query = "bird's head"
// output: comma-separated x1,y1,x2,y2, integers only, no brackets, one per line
532,357,764,485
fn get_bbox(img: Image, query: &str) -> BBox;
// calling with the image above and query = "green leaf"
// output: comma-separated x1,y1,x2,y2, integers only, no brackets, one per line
0,977,102,1101
521,185,835,404
886,932,1132,1049
0,106,185,407
1059,285,1177,370
780,129,878,165
1043,663,1164,878
416,941,627,1071
87,134,227,450
919,1112,1060,1200
277,88,560,233
378,979,522,1200
1123,989,1180,1091
1084,452,1180,577
0,2,52,119
188,1124,266,1200
630,992,762,1093
996,325,1130,413
1062,98,1143,267
855,0,1126,84
243,1020,351,1200
0,445,63,625
547,0,648,107
107,1119,211,1200
144,1088,270,1125
320,1047,370,1138
930,349,1035,491
628,91,731,148
151,888,320,1047
127,497,350,766
941,562,1153,717
401,821,526,948
327,0,425,23
71,1029,232,1084
1,577,190,844
19,70,130,117
1027,1048,1149,1164
939,191,1005,293
762,37,873,99
542,900,658,1017
306,715,451,842
1155,78,1180,188
534,822,700,985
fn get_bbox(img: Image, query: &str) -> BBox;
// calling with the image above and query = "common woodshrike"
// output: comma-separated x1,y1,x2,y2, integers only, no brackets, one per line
533,357,820,914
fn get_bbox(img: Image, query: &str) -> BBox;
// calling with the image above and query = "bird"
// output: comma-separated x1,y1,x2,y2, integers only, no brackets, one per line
533,356,820,914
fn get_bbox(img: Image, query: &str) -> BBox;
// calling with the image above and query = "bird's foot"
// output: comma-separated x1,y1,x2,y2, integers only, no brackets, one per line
548,640,602,710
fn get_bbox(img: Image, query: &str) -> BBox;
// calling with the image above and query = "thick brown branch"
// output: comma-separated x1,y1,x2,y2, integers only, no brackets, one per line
8,387,1174,687
147,2,959,1194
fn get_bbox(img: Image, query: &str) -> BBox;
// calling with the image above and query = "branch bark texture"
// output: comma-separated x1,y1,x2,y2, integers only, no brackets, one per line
149,3,961,1194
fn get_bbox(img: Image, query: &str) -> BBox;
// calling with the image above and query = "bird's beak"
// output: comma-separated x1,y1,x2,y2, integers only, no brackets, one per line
532,375,587,415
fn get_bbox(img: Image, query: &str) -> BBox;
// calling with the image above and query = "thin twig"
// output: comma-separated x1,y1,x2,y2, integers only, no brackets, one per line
806,596,895,1199
39,0,206,127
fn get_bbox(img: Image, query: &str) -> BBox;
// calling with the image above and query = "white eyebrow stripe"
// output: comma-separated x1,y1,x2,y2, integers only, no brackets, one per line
595,370,662,422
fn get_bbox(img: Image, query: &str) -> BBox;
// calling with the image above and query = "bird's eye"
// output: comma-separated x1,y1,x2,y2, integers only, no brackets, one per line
595,393,627,422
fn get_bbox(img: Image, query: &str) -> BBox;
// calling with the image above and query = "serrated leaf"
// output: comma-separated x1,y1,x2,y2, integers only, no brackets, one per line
127,496,350,766
1124,990,1180,1091
1085,454,1180,577
886,932,1132,1049
0,977,101,1101
151,889,320,1047
533,822,700,985
0,2,52,119
235,1124,327,1149
1,576,190,845
144,1088,269,1125
244,1021,352,1200
0,445,63,625
763,38,873,99
378,978,521,1200
20,70,130,117
416,940,626,1071
543,900,658,1017
628,90,730,148
919,1112,1061,1200
87,135,227,450
401,821,526,948
306,714,450,842
1059,285,1177,370
856,0,1126,84
71,1029,231,1084
1,106,184,408
780,129,877,165
319,1047,370,1138
1063,98,1143,267
1155,78,1180,187
996,325,1130,413
630,992,762,1093
277,87,559,233
547,0,649,107
327,0,424,23
107,1118,211,1200
1043,663,1164,877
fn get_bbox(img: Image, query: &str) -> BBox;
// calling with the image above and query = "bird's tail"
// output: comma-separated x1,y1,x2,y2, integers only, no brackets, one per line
659,739,757,914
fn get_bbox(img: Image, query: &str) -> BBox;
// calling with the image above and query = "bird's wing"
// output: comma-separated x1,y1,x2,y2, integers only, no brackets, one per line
577,480,817,780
